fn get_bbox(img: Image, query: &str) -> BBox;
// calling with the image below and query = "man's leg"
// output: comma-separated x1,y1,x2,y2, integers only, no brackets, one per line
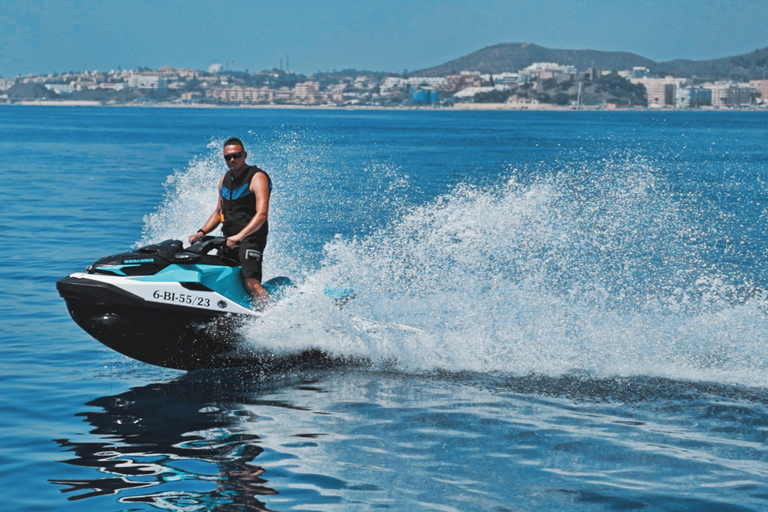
239,242,269,310
244,277,269,310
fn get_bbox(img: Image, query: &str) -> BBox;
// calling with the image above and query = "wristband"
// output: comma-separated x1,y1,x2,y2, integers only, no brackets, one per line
197,229,206,235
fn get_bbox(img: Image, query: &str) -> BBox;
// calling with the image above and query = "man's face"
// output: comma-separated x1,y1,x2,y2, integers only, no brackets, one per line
224,144,247,171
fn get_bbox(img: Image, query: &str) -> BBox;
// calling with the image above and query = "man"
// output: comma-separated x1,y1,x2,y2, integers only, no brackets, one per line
189,137,272,308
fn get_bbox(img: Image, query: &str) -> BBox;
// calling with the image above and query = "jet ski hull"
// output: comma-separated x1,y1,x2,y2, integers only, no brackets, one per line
57,275,256,370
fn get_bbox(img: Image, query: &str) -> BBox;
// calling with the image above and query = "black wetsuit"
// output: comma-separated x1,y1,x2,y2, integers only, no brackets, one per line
220,165,272,281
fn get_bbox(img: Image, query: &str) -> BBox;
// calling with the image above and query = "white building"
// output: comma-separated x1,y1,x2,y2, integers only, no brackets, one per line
98,83,127,91
44,84,75,95
354,76,379,89
524,62,577,73
453,86,510,102
127,75,168,90
454,86,495,98
381,77,404,91
381,76,448,92
507,95,541,107
520,62,578,81
72,80,98,91
405,77,448,88
492,73,520,85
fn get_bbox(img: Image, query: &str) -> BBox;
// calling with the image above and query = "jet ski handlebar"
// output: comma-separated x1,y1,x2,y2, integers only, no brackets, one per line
186,235,228,255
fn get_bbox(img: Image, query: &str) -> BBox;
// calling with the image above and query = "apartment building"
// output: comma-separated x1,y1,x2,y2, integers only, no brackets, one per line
447,73,483,91
294,81,320,104
206,86,276,103
631,77,687,107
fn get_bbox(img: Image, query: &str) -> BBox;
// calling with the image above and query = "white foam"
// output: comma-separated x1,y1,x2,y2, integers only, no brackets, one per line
143,145,768,387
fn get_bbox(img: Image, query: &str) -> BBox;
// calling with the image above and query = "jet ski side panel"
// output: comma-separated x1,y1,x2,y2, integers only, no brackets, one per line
57,275,256,370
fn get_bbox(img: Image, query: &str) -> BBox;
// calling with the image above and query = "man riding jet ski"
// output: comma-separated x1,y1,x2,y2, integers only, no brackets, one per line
189,137,272,309
57,138,353,371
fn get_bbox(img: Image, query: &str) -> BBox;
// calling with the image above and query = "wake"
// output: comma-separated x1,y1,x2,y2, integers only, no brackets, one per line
141,138,768,387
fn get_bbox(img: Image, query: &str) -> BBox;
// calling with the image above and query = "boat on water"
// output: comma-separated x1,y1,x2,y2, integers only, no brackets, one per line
56,237,331,371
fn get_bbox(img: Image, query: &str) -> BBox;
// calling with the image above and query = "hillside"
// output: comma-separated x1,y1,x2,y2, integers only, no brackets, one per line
4,82,59,99
416,42,768,81
655,47,768,80
416,43,655,76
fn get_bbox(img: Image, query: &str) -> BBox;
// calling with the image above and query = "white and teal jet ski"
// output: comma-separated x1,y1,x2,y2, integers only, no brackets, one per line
56,237,339,371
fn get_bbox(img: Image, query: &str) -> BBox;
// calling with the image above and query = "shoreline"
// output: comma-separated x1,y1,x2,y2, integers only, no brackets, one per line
1,99,766,112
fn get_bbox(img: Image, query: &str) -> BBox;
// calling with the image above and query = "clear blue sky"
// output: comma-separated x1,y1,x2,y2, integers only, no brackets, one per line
1,0,766,77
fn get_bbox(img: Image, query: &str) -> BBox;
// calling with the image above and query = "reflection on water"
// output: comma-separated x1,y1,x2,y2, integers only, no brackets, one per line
51,367,768,512
50,367,331,511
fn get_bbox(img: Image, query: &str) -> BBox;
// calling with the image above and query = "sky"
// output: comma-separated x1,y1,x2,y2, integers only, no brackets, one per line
1,0,767,78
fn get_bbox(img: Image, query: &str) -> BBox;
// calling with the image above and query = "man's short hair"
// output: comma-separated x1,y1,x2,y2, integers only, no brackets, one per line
223,137,245,150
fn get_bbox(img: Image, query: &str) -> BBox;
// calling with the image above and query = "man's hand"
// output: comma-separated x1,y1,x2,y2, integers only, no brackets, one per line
189,232,204,244
226,236,241,249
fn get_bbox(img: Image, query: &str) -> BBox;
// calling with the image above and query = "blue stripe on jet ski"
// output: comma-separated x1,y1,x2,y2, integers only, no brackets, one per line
221,183,252,200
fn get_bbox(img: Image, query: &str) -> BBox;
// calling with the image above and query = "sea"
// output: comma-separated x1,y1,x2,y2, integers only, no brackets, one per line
2,105,768,511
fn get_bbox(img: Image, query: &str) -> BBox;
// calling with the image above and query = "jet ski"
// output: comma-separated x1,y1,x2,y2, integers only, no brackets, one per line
56,236,319,371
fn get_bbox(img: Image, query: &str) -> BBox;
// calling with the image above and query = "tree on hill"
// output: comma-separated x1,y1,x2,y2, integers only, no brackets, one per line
69,88,144,102
572,73,646,106
474,89,512,103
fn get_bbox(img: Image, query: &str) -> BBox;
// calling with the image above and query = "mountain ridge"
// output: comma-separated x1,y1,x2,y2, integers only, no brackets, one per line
415,42,768,80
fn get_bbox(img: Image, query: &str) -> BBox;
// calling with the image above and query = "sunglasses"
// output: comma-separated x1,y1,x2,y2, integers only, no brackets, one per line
224,151,244,161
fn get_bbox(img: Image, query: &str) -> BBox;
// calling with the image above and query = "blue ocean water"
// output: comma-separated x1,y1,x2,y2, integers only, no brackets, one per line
2,105,768,511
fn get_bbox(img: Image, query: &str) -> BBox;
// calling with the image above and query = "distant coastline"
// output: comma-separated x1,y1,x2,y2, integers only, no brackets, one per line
4,99,766,112
4,44,767,111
